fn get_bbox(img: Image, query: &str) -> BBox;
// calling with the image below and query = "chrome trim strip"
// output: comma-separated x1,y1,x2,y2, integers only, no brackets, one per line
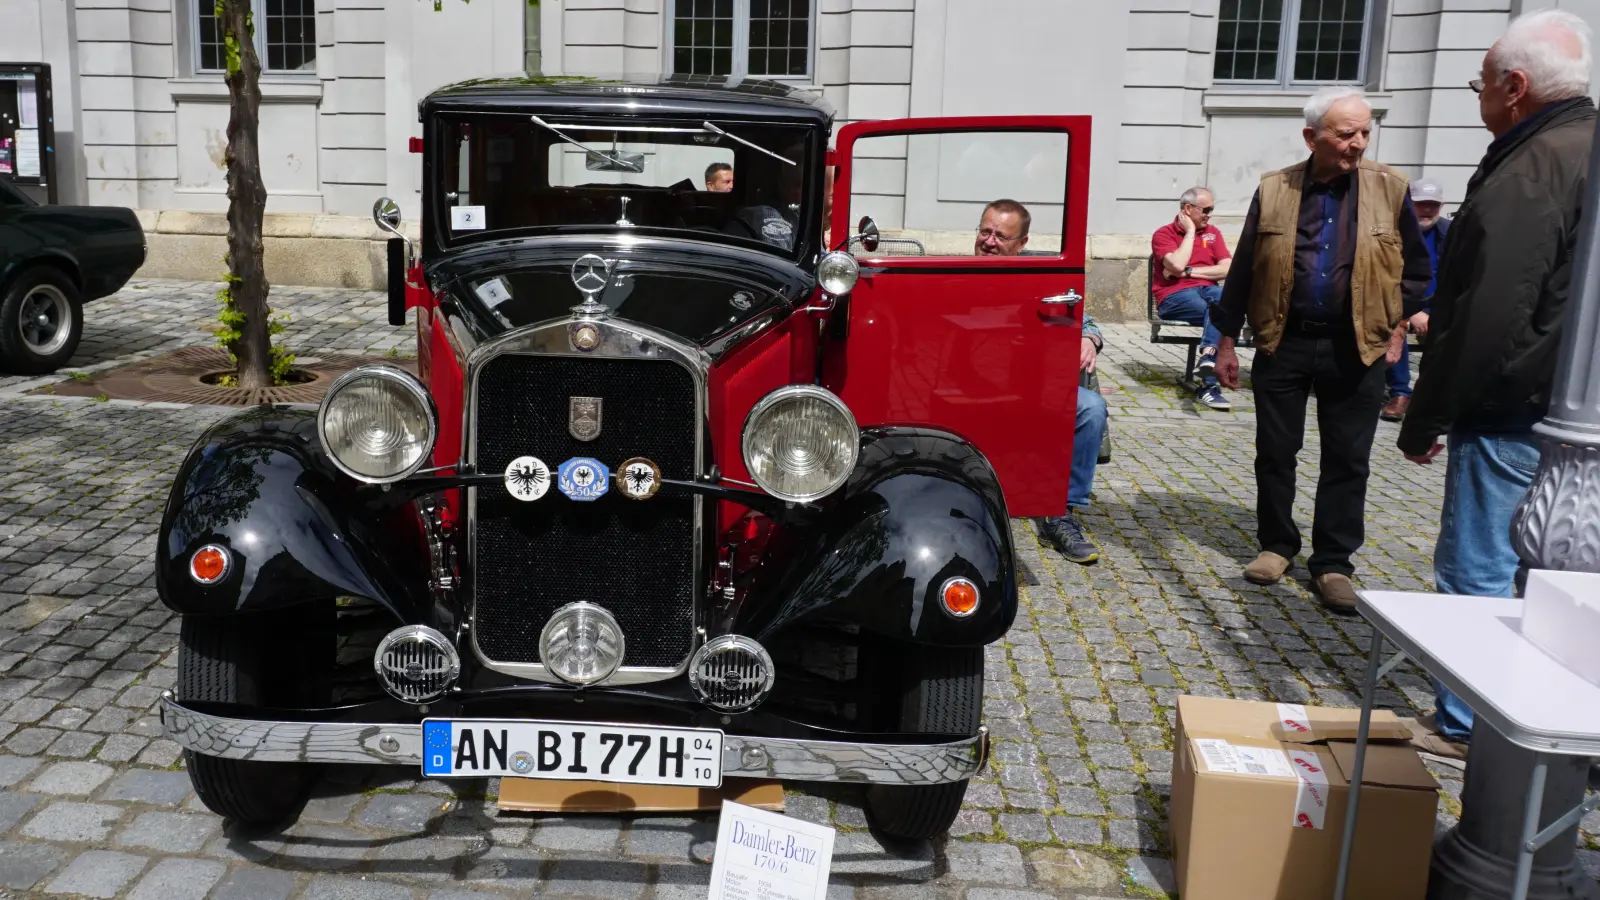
159,694,988,786
465,312,709,686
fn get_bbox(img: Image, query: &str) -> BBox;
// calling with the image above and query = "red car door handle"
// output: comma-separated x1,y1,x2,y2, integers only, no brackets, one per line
1037,289,1082,325
1039,289,1082,307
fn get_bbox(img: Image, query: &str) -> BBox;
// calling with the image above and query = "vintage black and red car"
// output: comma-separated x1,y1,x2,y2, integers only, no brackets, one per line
156,75,1091,838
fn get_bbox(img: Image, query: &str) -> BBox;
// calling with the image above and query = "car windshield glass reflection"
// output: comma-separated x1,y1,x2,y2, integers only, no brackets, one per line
439,115,813,259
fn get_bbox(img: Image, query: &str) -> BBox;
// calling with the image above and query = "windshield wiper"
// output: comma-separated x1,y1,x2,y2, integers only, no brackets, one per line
530,115,644,172
702,122,796,166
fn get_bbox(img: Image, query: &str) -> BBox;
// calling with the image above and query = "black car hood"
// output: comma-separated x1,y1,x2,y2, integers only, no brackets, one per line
427,237,816,351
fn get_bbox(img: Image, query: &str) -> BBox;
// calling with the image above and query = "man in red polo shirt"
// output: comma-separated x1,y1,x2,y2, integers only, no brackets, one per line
1151,187,1233,410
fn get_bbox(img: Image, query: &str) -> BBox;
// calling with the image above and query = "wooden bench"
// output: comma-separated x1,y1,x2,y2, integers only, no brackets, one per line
1147,255,1253,386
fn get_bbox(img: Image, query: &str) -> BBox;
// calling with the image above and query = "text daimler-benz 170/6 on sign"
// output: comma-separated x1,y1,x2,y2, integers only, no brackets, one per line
152,73,1093,841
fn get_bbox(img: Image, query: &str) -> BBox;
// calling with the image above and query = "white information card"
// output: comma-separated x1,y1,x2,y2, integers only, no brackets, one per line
707,800,836,900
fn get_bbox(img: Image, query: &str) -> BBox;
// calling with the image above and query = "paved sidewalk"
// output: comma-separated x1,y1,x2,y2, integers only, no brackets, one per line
0,281,1593,899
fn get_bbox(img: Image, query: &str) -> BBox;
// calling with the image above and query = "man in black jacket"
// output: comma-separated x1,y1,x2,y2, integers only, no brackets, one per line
1398,8,1595,760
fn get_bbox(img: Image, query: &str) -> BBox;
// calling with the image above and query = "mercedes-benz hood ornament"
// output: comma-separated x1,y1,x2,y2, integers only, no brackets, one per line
570,254,615,319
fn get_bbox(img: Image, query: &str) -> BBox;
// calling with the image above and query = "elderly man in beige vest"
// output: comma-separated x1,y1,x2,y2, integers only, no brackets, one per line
1213,86,1433,612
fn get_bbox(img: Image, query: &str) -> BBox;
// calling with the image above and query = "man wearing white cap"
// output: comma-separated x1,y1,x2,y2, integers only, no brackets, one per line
1380,176,1451,421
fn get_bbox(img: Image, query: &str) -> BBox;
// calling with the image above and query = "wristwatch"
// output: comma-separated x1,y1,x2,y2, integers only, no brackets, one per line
1183,266,1193,277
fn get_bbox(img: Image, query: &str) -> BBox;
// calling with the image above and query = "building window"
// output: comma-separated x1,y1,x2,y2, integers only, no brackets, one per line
669,0,813,80
1214,0,1370,86
195,0,318,74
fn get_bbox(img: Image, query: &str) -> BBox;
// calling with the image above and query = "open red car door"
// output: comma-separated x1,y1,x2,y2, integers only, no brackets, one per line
823,116,1093,518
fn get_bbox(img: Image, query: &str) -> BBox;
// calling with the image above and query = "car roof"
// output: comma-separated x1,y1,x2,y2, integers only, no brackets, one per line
421,74,835,125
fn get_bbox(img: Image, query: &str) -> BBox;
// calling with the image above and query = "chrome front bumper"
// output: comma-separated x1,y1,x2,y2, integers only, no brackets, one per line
159,693,990,786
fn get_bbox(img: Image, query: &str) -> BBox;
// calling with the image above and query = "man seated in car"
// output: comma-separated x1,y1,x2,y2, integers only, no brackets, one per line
705,162,734,192
975,199,1106,564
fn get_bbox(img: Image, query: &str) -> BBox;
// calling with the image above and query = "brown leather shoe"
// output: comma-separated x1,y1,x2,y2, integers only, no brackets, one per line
1243,551,1291,585
1312,573,1360,613
1380,395,1410,422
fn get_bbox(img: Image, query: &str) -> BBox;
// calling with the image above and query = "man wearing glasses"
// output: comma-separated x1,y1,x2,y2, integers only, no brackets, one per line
1151,187,1233,410
972,199,1109,565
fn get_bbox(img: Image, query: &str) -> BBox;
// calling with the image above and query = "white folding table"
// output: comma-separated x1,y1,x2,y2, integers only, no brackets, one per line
1333,591,1600,900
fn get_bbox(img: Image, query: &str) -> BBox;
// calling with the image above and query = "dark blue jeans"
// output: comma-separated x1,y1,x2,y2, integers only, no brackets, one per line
1156,285,1222,387
1386,343,1412,397
1070,386,1108,509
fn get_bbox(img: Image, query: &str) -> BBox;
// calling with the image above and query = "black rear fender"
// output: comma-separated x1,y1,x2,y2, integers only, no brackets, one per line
155,406,434,625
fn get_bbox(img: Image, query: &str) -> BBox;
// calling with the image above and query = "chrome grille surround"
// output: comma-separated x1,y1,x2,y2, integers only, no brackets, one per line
464,313,709,685
374,625,460,703
689,634,776,712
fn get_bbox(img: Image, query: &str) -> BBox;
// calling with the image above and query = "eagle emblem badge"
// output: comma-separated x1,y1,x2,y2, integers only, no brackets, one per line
557,457,610,502
569,396,602,441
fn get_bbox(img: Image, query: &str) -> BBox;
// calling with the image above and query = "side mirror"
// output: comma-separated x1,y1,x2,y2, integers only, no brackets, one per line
374,197,411,327
857,215,880,253
374,196,403,237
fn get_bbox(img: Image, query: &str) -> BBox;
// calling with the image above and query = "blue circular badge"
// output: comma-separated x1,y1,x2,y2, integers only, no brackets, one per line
557,457,611,502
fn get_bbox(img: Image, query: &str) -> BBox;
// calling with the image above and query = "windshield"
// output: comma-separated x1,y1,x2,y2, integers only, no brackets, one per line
436,114,816,259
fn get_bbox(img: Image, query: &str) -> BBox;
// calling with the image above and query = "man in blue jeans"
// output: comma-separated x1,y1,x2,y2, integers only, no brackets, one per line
1151,187,1233,410
974,197,1111,564
1397,9,1595,762
1380,176,1451,421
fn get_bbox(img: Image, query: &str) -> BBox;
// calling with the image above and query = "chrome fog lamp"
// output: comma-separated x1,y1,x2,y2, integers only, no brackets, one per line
539,602,625,686
741,385,859,502
817,251,860,295
318,365,438,483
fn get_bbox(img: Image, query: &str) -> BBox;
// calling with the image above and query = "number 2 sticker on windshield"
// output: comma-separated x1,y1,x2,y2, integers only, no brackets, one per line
452,205,486,231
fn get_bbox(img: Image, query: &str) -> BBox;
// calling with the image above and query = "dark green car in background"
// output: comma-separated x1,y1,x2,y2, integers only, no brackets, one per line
0,176,145,374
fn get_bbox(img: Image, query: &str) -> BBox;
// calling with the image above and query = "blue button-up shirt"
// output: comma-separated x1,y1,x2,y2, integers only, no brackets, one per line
1296,171,1355,322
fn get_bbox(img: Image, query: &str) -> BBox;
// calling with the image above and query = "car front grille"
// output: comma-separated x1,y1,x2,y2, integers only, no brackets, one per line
471,353,698,671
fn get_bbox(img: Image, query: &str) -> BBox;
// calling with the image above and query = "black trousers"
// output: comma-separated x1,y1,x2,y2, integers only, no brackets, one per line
1251,329,1387,576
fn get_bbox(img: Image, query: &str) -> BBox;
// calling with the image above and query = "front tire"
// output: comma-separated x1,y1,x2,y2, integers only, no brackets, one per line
0,268,83,375
179,608,333,826
863,644,984,840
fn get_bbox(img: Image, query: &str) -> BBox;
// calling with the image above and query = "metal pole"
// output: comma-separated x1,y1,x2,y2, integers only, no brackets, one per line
1511,758,1548,900
1333,628,1384,900
1426,108,1600,900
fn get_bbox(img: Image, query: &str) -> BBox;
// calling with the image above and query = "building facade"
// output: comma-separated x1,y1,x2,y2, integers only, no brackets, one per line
1,0,1596,308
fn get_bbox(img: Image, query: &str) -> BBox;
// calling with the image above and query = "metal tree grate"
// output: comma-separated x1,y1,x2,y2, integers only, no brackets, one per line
34,347,414,407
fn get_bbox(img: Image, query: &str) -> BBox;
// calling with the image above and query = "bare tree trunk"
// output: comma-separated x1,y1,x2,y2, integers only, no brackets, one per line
219,0,271,390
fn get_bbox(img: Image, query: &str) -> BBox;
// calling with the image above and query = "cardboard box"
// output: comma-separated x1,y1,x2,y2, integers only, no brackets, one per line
1169,696,1439,900
1522,568,1600,688
497,777,786,813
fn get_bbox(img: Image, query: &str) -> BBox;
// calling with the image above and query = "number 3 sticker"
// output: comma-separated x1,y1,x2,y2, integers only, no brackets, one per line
452,205,486,230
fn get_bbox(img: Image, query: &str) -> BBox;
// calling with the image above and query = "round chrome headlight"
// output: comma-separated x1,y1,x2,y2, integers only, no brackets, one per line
741,385,859,502
817,250,860,295
539,602,625,686
318,366,438,483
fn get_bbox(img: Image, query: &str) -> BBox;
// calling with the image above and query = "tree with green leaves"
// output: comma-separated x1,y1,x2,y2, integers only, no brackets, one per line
214,0,543,388
212,0,292,389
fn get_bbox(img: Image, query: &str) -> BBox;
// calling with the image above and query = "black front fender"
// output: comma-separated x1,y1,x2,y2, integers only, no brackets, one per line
738,427,1017,646
156,406,433,623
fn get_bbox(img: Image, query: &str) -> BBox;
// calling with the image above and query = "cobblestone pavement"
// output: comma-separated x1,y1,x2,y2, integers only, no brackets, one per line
0,281,1595,899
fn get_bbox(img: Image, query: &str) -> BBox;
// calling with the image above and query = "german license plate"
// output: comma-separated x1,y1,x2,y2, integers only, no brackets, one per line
421,719,724,787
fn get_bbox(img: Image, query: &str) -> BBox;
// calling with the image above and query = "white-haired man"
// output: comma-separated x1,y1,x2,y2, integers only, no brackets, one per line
1213,87,1432,612
1398,9,1596,761
1151,186,1233,410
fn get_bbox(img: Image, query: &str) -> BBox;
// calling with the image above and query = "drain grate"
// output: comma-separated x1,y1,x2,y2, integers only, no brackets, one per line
35,347,415,407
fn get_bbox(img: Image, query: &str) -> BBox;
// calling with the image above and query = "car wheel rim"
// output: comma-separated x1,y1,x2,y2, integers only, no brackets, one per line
19,284,71,356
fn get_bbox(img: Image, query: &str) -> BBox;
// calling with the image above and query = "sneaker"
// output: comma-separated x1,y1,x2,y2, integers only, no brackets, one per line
1196,347,1218,379
1039,515,1099,564
1196,384,1232,411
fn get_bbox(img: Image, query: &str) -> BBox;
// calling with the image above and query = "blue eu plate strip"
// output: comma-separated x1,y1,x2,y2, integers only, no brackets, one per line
422,721,453,776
